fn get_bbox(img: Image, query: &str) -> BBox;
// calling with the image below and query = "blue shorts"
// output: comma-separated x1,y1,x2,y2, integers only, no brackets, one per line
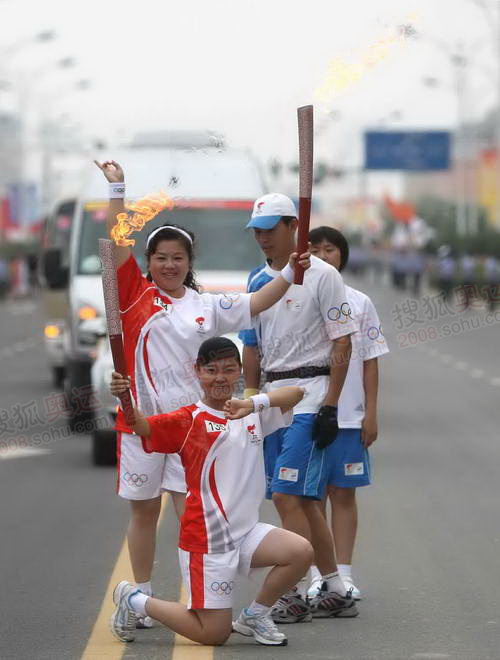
264,413,329,501
325,428,371,488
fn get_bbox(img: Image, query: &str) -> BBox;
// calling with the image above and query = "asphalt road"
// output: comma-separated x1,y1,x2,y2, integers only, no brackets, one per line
0,277,499,660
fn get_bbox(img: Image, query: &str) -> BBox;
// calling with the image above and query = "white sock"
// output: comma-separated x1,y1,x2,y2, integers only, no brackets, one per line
129,591,149,616
246,600,271,617
310,565,321,582
136,581,152,596
337,564,352,579
322,571,347,596
294,577,308,599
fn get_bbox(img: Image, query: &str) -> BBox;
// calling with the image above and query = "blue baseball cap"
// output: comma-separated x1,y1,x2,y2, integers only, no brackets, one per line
246,193,297,229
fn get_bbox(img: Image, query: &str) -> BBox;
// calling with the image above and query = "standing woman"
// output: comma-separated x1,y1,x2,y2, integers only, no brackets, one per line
94,160,308,627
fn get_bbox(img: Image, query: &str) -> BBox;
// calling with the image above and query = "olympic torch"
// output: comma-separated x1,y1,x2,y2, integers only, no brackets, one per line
293,104,314,285
98,238,135,427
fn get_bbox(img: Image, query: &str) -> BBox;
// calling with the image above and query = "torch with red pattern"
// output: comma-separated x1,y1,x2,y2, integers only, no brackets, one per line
98,238,135,426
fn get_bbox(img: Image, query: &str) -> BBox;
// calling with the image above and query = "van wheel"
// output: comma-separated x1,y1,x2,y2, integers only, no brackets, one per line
65,361,94,433
92,430,117,466
52,366,65,389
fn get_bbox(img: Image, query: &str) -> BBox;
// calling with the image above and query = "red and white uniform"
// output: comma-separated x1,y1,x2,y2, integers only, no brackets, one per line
116,255,252,499
146,401,292,608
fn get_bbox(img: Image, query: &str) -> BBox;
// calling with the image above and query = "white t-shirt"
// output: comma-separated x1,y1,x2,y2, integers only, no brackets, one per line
338,285,389,428
145,401,292,553
116,255,251,431
239,256,358,414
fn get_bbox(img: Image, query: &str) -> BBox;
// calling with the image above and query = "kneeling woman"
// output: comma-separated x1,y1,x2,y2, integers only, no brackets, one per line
110,337,313,647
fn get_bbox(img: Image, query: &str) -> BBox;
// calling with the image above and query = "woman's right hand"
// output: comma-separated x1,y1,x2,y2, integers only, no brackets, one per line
94,159,125,183
110,371,131,396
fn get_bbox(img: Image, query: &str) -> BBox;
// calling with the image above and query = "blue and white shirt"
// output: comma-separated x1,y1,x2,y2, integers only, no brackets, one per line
239,256,358,414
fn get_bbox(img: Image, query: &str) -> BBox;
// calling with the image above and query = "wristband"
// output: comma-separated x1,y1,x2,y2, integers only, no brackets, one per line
109,182,125,199
243,388,259,399
280,263,294,284
250,393,270,412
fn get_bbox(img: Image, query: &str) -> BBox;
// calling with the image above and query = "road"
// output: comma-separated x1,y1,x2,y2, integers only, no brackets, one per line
0,278,499,660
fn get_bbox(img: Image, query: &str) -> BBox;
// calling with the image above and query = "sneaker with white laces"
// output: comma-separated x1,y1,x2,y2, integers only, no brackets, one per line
342,575,362,600
307,576,323,599
271,591,312,623
309,582,359,618
134,612,154,628
110,581,138,642
233,608,287,646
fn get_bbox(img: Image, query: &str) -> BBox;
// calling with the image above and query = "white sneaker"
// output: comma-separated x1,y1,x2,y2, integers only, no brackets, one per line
307,576,322,599
110,581,138,642
233,608,287,646
342,575,362,600
309,583,359,618
135,612,154,628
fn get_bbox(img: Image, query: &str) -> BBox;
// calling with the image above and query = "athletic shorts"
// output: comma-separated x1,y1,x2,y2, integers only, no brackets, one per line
264,413,328,501
116,432,187,500
325,428,371,488
178,522,275,610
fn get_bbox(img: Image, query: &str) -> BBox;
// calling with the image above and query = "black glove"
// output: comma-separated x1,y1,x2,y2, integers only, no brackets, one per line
313,405,339,449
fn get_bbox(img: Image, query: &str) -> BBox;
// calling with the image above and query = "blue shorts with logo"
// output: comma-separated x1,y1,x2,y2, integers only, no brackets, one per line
325,428,371,488
264,413,329,501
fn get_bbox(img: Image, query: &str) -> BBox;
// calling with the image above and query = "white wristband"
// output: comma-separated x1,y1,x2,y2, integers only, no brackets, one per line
280,263,294,284
109,182,125,199
250,393,270,413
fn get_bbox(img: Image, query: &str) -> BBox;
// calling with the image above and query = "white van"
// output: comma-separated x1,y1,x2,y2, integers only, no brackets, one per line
44,138,266,464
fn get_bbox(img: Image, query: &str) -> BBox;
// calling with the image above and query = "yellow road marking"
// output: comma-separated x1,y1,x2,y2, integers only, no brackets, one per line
171,584,214,660
81,496,169,659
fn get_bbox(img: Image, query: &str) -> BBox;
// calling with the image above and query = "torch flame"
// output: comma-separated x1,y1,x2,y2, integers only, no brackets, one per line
315,21,415,107
111,191,175,246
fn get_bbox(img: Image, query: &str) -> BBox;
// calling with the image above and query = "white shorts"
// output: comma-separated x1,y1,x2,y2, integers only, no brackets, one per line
178,522,276,610
117,432,187,500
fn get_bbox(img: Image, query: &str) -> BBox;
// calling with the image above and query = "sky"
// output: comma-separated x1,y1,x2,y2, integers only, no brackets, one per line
1,0,499,173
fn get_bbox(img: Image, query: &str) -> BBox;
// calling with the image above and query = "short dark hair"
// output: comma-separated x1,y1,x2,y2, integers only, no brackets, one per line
309,225,349,272
280,215,297,226
196,336,242,368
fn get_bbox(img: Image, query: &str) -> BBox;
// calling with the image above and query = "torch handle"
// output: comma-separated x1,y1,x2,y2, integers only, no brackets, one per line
99,238,135,428
294,105,314,285
109,335,136,428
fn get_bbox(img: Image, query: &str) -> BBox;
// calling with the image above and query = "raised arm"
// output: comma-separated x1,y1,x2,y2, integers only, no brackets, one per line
249,250,310,316
94,159,131,268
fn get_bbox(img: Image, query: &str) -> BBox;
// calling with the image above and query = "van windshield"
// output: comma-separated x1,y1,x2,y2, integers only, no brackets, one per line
78,206,264,275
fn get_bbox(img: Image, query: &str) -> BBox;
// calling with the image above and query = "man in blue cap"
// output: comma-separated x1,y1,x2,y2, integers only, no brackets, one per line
239,193,359,621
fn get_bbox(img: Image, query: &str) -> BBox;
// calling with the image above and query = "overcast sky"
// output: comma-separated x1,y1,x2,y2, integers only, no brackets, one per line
1,0,498,167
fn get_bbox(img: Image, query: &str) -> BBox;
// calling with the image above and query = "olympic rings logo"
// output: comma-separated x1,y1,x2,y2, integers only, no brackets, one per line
123,472,149,486
367,324,385,343
327,302,352,323
211,580,234,595
219,294,240,310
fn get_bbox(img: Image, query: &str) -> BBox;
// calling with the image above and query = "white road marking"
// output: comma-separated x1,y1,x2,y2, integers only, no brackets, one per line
0,446,52,461
490,377,500,387
454,361,467,370
440,354,452,364
470,369,484,379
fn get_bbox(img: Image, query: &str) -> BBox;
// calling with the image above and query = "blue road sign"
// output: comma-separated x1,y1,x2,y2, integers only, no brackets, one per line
364,131,450,171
